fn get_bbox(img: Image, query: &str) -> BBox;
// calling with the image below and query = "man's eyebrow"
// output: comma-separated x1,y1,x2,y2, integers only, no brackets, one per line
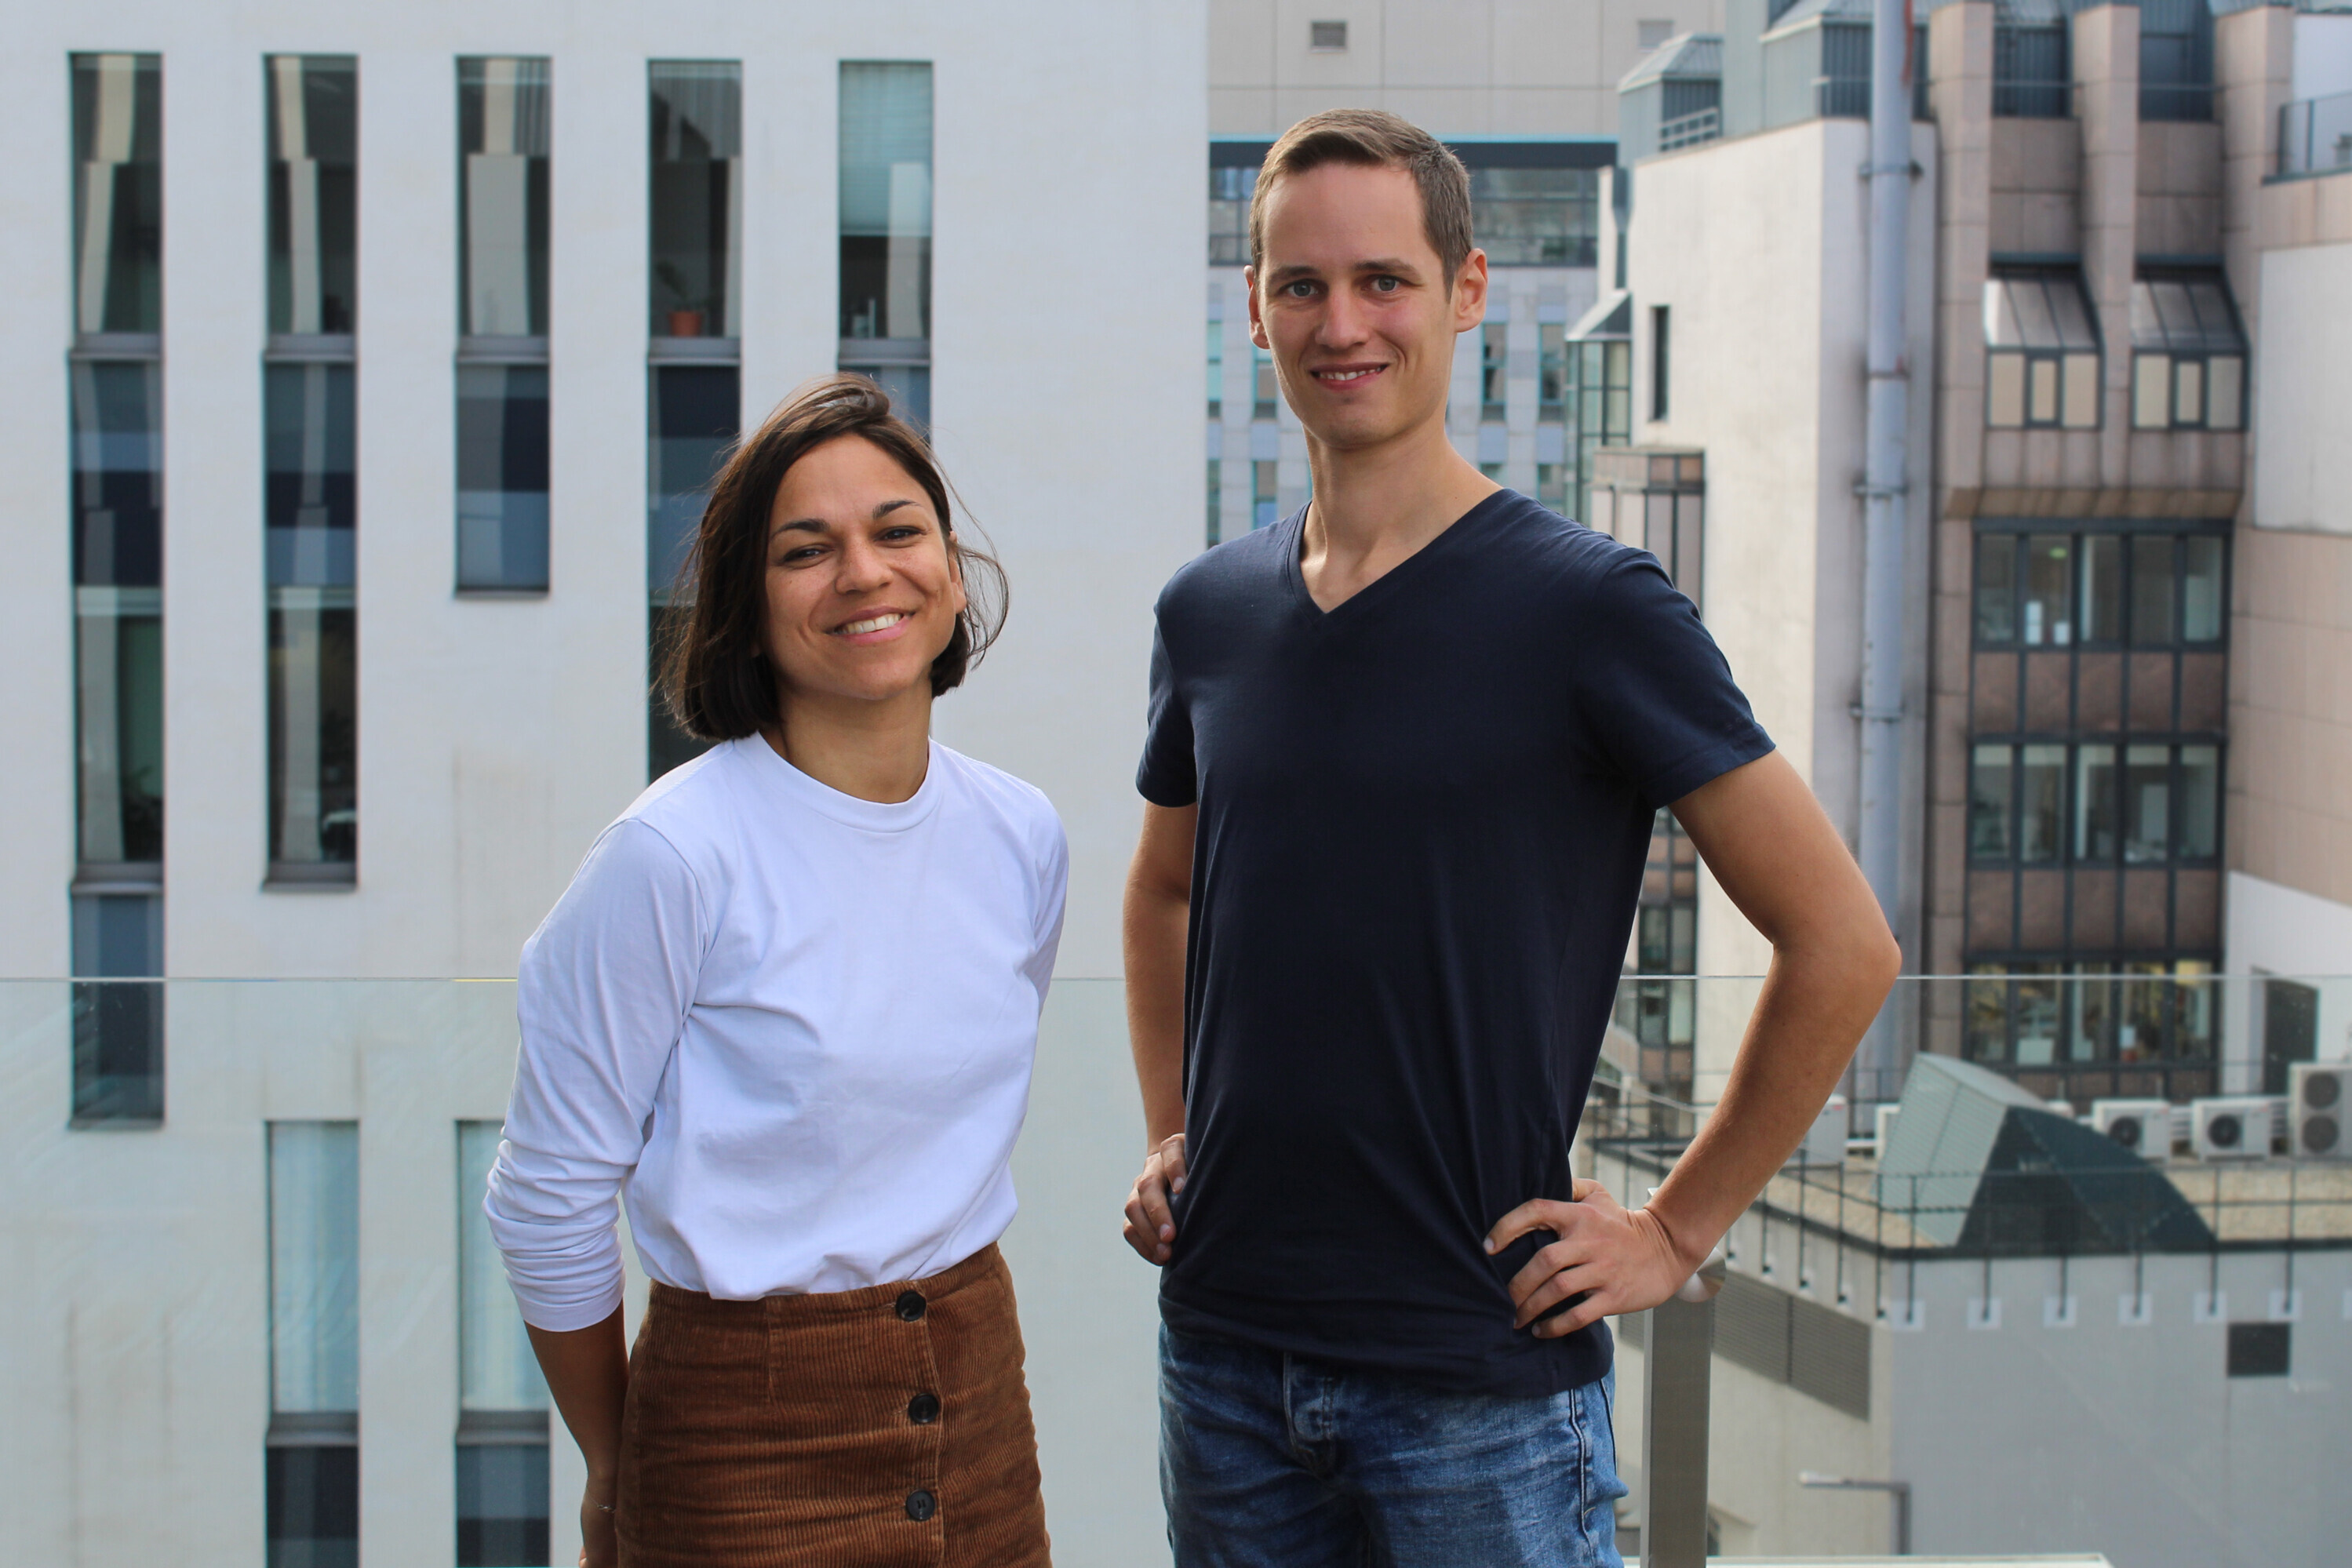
770,498,922,539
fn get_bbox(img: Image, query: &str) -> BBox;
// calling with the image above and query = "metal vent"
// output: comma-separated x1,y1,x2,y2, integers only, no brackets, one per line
1713,1272,1871,1420
1310,20,1348,50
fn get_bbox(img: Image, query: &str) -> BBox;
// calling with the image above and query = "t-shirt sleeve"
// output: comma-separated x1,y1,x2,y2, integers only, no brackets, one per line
1575,553,1775,810
1135,617,1199,807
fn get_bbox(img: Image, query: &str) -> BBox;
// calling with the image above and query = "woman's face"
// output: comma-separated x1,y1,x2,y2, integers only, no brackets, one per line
761,435,967,709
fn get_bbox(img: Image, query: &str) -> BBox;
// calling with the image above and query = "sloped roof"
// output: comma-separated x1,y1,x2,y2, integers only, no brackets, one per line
1618,32,1725,93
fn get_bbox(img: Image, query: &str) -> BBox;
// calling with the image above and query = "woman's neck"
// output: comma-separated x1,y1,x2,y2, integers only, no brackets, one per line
763,685,934,804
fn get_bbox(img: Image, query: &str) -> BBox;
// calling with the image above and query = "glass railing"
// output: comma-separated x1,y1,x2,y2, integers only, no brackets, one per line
2281,88,2352,179
5,973,2344,1566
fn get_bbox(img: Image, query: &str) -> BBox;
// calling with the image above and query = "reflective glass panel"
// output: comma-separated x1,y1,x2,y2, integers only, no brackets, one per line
2074,744,2117,860
458,58,550,337
457,1445,548,1568
2122,744,2172,862
1975,533,2017,642
2130,534,2175,645
71,361,165,866
267,56,358,335
456,365,551,591
2078,533,2124,644
268,588,358,870
1970,744,2013,859
269,1122,359,1413
2019,744,2065,864
71,54,162,336
2023,534,2070,646
265,363,357,587
649,63,740,338
2206,355,2243,429
2178,745,2219,859
1469,166,1600,267
839,62,931,343
2182,536,2224,642
70,892,163,1123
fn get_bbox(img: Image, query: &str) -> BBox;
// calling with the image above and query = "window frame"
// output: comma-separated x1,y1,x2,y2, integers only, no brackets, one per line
1982,266,2103,431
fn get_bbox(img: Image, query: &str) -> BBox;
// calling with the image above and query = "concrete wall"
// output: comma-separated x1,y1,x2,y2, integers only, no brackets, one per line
1890,1248,2352,1568
1210,0,1728,135
0,0,1205,985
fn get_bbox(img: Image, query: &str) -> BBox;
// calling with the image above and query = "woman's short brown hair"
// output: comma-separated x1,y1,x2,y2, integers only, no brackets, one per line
654,374,1007,742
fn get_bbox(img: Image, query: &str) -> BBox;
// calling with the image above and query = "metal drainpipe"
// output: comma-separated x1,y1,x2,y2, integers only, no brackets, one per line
1856,0,1915,1108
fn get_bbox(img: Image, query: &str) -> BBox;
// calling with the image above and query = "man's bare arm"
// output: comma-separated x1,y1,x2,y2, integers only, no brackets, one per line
1121,802,1196,1264
1487,749,1899,1333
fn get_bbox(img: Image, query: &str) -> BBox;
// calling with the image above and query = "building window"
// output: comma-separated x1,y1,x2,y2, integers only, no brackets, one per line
1253,460,1279,531
1615,809,1700,1098
71,360,164,868
1207,458,1222,547
1974,529,2226,650
1467,163,1600,267
264,364,359,879
1207,317,1223,420
839,61,933,424
2139,0,2215,123
2129,267,2245,431
1649,306,1671,421
1537,463,1568,514
1585,447,1704,600
268,1122,360,1568
265,57,359,887
1984,267,2100,429
650,61,739,341
646,364,738,780
1481,322,1509,419
1992,2,2070,119
1569,317,1633,524
1968,742,2220,868
1964,961,2217,1094
72,53,162,337
1252,340,1278,421
647,64,742,782
1538,323,1567,417
1208,158,1256,266
457,58,552,594
70,890,162,1125
1310,20,1349,51
458,1123,551,1567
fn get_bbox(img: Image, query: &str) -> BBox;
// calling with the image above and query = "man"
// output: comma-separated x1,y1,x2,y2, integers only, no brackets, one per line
1120,110,1900,1566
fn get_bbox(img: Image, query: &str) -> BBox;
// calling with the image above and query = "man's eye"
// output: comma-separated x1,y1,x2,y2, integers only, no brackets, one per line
1371,276,1400,293
1286,281,1316,297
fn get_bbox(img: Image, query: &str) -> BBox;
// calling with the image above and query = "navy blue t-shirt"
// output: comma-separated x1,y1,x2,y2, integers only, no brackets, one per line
1136,490,1773,1396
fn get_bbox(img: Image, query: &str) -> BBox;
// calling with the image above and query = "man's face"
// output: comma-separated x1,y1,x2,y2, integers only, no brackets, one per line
1247,162,1486,453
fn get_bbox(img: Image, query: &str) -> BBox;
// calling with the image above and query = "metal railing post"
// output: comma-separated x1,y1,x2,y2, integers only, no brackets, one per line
1640,1257,1723,1567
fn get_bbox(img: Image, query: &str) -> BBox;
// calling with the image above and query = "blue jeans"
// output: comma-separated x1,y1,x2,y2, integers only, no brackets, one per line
1159,1325,1626,1567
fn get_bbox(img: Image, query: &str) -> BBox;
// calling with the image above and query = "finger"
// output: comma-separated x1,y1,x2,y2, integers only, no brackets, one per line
1484,1198,1576,1256
1507,1239,1590,1305
1513,1262,1604,1328
1135,1169,1176,1242
1123,1190,1174,1255
1532,1291,1613,1339
1161,1137,1189,1193
1571,1178,1625,1216
1121,1217,1163,1263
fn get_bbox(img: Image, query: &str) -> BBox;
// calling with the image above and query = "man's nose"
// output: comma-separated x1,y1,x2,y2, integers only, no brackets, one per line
1317,287,1369,348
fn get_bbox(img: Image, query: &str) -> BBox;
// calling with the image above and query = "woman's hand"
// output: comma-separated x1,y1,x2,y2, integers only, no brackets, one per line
1484,1178,1702,1337
1121,1133,1188,1264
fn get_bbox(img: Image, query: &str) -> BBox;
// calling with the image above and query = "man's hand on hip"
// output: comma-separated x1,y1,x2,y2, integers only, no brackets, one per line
1122,1133,1188,1265
1484,1179,1698,1338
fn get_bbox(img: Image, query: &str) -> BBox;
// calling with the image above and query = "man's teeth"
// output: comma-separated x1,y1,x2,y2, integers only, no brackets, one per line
1319,368,1378,383
839,613,905,635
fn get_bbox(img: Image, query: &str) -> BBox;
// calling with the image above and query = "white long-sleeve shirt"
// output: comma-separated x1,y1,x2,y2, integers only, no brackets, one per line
486,736,1068,1332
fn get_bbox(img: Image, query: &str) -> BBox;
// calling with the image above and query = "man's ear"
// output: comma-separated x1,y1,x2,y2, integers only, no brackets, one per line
1243,265,1270,350
1451,248,1491,333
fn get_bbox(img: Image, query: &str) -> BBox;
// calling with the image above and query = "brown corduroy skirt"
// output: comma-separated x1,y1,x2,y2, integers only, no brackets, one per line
614,1242,1050,1568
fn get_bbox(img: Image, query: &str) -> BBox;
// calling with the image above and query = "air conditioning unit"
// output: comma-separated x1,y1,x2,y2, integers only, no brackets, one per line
1873,1102,1901,1156
2289,1064,2350,1160
2191,1097,2281,1161
2091,1098,2174,1158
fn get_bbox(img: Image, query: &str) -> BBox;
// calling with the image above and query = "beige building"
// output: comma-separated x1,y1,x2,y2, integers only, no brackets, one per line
1611,0,2352,1106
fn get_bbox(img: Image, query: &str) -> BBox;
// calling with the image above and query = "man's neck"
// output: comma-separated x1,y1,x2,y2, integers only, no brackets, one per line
1298,412,1498,613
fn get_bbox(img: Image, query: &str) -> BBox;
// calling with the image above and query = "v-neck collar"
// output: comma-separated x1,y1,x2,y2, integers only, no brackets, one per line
1280,489,1514,628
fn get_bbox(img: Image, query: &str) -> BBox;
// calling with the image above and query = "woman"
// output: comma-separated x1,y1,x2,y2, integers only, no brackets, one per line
486,376,1065,1568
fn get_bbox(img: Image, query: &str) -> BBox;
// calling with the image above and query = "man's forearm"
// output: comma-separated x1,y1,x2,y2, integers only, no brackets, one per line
1643,939,1893,1268
1123,879,1189,1145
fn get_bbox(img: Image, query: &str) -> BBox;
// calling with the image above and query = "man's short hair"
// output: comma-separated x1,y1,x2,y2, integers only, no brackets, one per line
1249,109,1473,290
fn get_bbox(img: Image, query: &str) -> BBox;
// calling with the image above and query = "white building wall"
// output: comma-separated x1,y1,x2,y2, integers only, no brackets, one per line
3,3,1200,1565
2,0,1201,986
2251,240,2352,541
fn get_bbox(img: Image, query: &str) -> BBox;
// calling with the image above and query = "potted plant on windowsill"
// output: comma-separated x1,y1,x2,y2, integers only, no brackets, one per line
655,261,715,338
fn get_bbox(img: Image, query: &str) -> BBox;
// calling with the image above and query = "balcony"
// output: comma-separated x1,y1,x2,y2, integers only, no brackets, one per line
5,973,2345,1565
2281,89,2352,180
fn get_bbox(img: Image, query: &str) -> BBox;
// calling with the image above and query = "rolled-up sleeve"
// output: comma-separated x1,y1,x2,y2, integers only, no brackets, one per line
486,818,708,1330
